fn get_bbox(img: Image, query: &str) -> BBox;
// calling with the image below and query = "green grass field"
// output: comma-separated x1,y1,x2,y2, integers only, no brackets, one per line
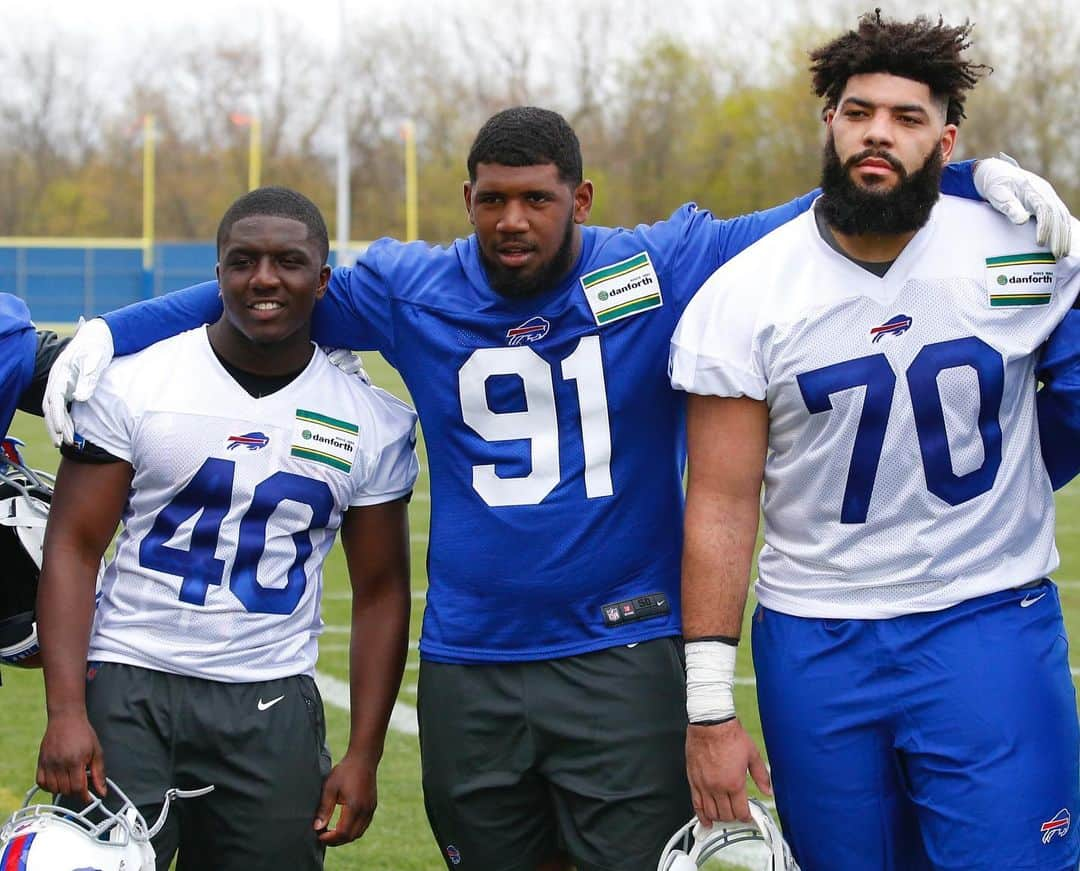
2,351,1079,870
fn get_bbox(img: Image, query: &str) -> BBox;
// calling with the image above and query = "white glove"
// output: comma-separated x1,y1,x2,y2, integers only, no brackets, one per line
974,154,1073,258
323,347,370,384
42,317,115,447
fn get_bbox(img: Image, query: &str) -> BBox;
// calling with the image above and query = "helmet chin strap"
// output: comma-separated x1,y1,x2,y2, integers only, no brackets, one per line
146,785,216,838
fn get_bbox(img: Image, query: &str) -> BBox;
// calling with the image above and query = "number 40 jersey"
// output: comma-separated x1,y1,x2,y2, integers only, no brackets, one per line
71,328,419,682
670,196,1080,619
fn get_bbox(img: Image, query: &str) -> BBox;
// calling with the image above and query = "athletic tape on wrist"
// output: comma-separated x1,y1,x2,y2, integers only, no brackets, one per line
685,640,737,725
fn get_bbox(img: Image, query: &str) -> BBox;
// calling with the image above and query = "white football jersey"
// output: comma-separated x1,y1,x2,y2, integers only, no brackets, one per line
671,197,1080,619
72,328,419,680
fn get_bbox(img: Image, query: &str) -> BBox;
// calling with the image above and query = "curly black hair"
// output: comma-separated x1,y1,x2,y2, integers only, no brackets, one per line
467,107,583,186
809,10,991,125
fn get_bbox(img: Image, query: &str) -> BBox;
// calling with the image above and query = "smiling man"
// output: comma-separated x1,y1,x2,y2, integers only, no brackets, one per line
33,188,419,870
671,13,1080,871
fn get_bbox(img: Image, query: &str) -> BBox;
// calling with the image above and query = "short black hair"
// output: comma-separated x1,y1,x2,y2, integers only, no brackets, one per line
809,10,990,125
467,106,583,185
216,186,329,263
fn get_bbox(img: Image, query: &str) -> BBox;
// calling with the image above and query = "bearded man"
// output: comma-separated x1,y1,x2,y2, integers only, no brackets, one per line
670,12,1080,871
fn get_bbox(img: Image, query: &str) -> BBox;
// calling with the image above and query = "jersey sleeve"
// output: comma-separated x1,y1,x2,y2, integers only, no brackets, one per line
1037,293,1080,491
349,386,419,507
104,281,224,356
668,260,767,399
655,196,816,312
0,294,37,436
940,160,978,201
309,239,399,355
69,363,138,463
17,330,71,416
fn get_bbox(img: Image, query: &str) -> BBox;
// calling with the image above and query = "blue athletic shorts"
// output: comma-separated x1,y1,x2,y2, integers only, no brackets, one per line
752,579,1079,871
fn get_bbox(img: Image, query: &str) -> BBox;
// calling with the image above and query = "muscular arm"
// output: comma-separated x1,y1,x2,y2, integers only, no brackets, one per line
314,496,411,846
682,395,768,640
36,456,132,800
682,394,770,824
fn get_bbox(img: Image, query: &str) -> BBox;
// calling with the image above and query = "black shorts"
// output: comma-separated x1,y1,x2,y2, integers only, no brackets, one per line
418,637,691,871
83,662,332,871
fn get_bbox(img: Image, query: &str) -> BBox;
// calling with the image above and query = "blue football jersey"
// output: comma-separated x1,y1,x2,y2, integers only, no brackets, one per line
0,293,36,437
332,207,819,661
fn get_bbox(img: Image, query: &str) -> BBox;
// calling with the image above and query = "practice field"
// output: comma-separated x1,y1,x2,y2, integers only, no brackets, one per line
2,351,1079,870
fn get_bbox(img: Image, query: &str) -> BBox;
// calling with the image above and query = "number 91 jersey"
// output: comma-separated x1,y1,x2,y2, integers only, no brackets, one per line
670,196,1080,619
70,328,418,681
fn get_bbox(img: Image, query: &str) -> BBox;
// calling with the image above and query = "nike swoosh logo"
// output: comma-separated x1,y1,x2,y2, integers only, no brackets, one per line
1020,592,1047,608
258,694,285,711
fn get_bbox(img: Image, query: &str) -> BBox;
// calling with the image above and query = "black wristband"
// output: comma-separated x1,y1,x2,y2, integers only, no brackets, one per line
685,635,740,647
690,715,737,726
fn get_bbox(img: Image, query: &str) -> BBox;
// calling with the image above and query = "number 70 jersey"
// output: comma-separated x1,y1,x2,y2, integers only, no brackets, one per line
71,328,418,682
670,196,1080,619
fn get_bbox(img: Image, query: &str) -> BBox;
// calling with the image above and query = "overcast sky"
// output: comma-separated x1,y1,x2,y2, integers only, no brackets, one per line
10,0,812,59
4,0,1033,123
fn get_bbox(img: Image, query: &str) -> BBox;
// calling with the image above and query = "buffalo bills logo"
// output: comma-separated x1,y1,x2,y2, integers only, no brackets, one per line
506,316,550,346
1041,809,1071,844
1,436,25,465
870,314,912,343
226,432,270,451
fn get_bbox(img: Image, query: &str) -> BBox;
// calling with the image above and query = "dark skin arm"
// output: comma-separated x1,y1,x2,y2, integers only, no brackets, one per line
35,456,132,802
313,496,411,847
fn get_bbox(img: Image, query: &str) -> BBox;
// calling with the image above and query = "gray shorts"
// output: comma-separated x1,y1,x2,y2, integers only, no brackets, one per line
418,637,691,871
83,662,332,871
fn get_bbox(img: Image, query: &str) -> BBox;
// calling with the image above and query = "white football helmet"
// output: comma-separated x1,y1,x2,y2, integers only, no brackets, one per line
657,799,800,870
0,778,213,871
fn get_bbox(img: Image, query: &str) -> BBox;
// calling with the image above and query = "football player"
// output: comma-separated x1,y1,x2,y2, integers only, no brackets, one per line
33,187,419,870
40,111,1073,870
0,292,70,681
670,13,1080,871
